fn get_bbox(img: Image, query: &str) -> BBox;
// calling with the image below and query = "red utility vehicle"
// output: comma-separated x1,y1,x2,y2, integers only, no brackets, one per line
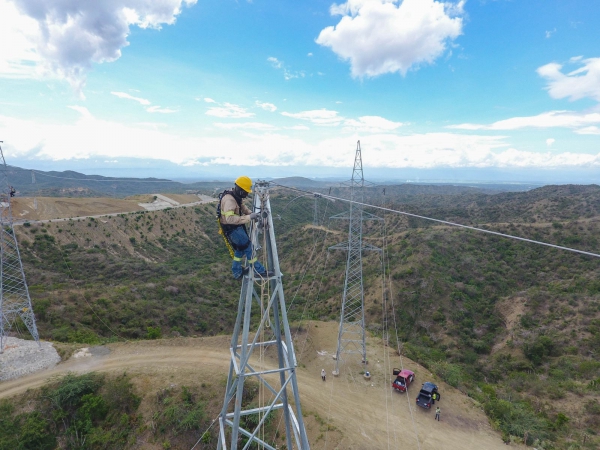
391,369,415,393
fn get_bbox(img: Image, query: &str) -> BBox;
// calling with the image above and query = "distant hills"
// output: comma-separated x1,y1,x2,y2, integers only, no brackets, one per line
4,166,231,198
0,166,571,201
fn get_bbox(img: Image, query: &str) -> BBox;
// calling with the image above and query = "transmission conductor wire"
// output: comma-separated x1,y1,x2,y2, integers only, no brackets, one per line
382,205,422,450
379,211,397,450
272,183,600,259
270,200,332,445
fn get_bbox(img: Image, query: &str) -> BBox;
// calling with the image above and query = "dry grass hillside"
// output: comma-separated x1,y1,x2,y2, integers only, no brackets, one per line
0,322,521,450
2,186,600,449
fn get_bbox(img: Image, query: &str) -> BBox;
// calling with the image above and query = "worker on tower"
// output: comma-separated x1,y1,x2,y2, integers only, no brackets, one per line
217,176,272,280
9,186,15,197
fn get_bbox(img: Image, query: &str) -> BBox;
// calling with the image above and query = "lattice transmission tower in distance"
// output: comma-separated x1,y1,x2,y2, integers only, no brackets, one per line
217,181,310,450
329,141,381,375
0,142,40,353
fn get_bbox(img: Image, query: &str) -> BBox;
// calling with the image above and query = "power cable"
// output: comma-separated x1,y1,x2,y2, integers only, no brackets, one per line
190,415,219,450
271,183,600,259
381,202,422,450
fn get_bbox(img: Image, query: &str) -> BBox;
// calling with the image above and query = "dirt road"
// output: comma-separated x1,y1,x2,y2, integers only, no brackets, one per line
10,194,216,223
0,323,518,450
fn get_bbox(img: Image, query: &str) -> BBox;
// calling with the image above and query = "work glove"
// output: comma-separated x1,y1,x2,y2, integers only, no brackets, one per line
250,212,259,221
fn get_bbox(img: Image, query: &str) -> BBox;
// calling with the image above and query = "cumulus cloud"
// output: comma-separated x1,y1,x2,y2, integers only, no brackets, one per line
575,126,600,135
0,0,41,78
3,109,600,169
206,103,255,118
449,110,600,130
343,115,403,132
537,57,600,102
111,91,151,105
267,56,305,80
281,109,344,126
2,0,196,94
203,97,216,103
256,101,277,112
546,138,555,147
316,0,464,77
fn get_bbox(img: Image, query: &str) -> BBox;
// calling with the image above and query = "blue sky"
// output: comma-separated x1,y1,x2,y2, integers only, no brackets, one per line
0,0,599,182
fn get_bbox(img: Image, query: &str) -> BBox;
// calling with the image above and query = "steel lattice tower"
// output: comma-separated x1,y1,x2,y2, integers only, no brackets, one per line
329,141,381,375
217,181,310,450
0,142,40,353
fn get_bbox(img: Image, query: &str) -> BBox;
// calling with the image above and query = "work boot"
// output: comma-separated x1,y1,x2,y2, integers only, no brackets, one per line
234,267,250,280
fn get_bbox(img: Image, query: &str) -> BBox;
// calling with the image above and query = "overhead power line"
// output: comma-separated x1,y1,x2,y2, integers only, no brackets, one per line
272,183,600,259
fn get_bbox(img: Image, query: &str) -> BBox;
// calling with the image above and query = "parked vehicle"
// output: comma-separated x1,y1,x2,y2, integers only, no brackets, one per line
391,369,415,393
416,382,440,409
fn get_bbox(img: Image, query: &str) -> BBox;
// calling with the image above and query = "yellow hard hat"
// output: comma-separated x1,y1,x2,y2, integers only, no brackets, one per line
235,176,252,193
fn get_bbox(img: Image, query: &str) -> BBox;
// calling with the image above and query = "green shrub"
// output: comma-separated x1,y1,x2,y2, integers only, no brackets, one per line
18,411,56,450
523,335,556,365
147,326,162,340
484,399,548,444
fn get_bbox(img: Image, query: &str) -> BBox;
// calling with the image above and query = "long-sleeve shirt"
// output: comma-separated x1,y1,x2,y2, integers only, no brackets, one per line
220,193,251,226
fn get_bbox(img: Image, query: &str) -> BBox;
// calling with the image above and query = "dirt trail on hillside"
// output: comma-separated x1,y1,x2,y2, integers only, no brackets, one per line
10,194,216,222
0,324,520,450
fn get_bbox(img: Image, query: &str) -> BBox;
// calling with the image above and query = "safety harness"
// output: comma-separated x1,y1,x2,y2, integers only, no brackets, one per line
216,190,251,258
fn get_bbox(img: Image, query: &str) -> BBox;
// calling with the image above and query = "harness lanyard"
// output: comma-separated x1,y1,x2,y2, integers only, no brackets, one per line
217,217,236,258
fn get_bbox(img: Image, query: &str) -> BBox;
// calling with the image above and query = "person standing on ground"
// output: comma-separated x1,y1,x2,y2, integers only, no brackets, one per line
435,406,441,421
217,176,272,280
321,369,326,381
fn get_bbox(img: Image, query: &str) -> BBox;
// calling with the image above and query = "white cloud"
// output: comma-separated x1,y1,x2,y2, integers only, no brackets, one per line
316,0,464,77
255,101,277,112
2,109,600,169
2,0,196,94
146,105,178,114
111,91,151,106
267,56,305,80
343,115,403,133
281,110,404,132
203,97,216,103
0,0,41,78
449,110,600,130
546,138,555,147
545,28,556,38
287,125,310,131
575,126,600,135
206,103,254,118
307,52,313,57
537,57,600,102
281,109,344,126
214,122,277,130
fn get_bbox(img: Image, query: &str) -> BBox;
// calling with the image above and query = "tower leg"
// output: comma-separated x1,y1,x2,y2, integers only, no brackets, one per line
217,182,310,450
